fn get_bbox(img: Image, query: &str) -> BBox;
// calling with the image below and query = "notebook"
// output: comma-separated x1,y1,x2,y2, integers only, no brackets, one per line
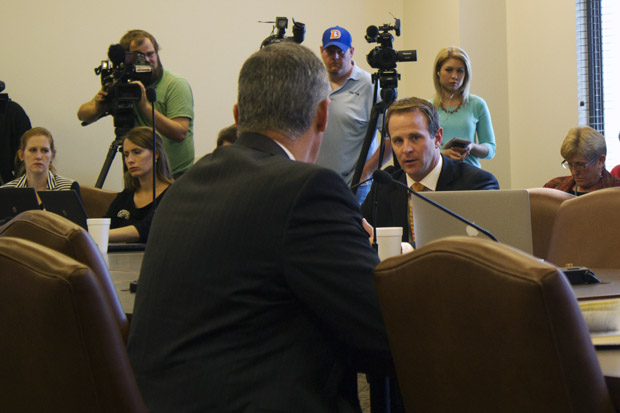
0,187,40,223
411,189,533,254
38,190,88,229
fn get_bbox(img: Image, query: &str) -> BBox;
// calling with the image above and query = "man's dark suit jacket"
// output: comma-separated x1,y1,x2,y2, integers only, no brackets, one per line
127,132,392,412
361,154,499,242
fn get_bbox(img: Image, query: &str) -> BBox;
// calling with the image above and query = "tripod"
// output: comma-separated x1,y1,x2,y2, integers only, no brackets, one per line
350,70,400,193
95,126,132,188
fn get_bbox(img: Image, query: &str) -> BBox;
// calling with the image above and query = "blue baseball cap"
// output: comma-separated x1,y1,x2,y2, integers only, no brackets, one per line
322,26,352,52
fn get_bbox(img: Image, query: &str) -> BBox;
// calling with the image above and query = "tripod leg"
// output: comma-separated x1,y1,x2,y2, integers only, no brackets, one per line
351,104,383,193
95,138,122,188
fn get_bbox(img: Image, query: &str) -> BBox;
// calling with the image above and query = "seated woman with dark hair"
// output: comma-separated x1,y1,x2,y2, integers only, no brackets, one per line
1,127,80,195
106,126,173,243
544,126,620,196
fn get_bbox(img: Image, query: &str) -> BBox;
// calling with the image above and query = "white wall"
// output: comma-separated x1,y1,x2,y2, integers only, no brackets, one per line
399,0,576,189
400,0,509,185
2,0,578,190
505,0,578,189
2,0,402,190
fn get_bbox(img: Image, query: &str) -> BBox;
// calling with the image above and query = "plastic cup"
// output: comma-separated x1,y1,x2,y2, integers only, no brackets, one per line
87,218,110,254
376,227,403,261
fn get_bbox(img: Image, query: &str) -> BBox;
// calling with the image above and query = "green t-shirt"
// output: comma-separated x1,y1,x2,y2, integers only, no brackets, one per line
134,69,195,175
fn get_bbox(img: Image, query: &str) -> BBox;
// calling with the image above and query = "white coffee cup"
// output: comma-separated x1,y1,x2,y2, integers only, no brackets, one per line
376,227,403,261
87,218,111,254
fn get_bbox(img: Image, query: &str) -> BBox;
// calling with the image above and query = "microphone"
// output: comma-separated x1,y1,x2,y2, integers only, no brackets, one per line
146,87,157,207
350,176,373,191
108,44,126,66
372,169,497,242
146,87,157,104
0,81,5,93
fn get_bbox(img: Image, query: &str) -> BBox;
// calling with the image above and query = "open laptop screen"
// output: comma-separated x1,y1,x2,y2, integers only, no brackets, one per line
38,190,88,229
411,189,533,254
0,187,40,223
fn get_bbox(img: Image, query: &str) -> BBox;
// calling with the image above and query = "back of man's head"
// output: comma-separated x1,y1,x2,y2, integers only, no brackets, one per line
237,43,329,141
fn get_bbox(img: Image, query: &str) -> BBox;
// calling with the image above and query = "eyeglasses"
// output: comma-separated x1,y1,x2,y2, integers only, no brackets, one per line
561,158,597,171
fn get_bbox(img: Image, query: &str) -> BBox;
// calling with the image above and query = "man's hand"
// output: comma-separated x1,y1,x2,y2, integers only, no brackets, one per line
77,86,110,123
130,80,190,143
362,218,374,245
131,80,150,113
93,87,109,105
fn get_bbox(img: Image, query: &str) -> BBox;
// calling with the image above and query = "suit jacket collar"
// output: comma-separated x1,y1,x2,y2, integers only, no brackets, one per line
387,168,410,237
436,154,459,191
236,132,290,159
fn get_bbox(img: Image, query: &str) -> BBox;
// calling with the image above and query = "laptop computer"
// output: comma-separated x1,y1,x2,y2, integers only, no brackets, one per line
0,187,40,223
411,189,533,254
107,243,147,252
38,190,88,229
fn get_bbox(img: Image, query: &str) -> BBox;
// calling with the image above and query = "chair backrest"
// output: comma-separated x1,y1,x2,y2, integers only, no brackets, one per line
0,237,147,413
527,187,574,259
546,187,620,268
0,209,129,342
374,236,613,412
81,185,117,218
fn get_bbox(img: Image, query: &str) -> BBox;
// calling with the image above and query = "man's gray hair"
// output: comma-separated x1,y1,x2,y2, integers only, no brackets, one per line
237,43,329,140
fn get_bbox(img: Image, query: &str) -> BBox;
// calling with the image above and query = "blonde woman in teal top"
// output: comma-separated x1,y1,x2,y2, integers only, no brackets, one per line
431,46,496,168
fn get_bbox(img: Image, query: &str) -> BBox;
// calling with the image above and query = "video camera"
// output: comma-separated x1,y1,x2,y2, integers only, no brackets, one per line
93,44,153,132
350,18,417,191
0,81,8,115
365,19,417,72
260,17,305,48
364,18,416,93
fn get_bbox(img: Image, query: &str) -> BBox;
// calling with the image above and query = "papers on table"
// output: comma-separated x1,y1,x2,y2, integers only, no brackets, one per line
579,298,620,346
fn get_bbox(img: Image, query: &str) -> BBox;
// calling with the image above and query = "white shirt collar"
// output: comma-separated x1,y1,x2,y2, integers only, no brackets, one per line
273,140,296,161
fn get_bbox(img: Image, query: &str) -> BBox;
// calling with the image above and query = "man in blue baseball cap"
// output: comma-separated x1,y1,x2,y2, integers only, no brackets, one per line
317,26,390,205
320,26,354,80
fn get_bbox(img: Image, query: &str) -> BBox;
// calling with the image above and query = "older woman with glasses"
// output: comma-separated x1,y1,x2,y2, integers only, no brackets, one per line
544,126,620,195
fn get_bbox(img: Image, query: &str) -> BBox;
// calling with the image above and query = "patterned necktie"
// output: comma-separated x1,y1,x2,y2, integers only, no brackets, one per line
409,182,426,243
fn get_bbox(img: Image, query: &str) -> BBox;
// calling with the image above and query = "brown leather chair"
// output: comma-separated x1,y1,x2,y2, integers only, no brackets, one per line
0,237,147,412
0,209,129,342
80,185,118,218
374,236,614,412
547,187,620,268
527,187,574,259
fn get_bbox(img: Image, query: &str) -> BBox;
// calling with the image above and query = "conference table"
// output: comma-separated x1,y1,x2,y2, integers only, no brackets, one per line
107,250,142,315
105,254,620,406
575,269,620,409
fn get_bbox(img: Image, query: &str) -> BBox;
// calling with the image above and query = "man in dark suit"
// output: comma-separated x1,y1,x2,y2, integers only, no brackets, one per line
361,97,499,243
127,43,393,412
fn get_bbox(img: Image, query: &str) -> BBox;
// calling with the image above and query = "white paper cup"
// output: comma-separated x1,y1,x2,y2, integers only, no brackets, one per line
87,218,110,254
376,227,403,261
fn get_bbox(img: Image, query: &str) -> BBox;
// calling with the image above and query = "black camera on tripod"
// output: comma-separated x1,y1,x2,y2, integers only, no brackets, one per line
93,44,153,131
365,19,416,71
350,18,417,191
0,81,9,115
260,17,305,48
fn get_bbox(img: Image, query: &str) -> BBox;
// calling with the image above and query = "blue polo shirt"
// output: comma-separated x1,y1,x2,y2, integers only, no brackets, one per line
316,63,380,185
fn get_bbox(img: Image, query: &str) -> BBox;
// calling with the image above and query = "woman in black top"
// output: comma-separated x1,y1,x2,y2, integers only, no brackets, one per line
106,127,173,243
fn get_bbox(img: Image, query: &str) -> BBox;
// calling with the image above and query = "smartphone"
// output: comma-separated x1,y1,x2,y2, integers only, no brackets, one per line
442,137,470,149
